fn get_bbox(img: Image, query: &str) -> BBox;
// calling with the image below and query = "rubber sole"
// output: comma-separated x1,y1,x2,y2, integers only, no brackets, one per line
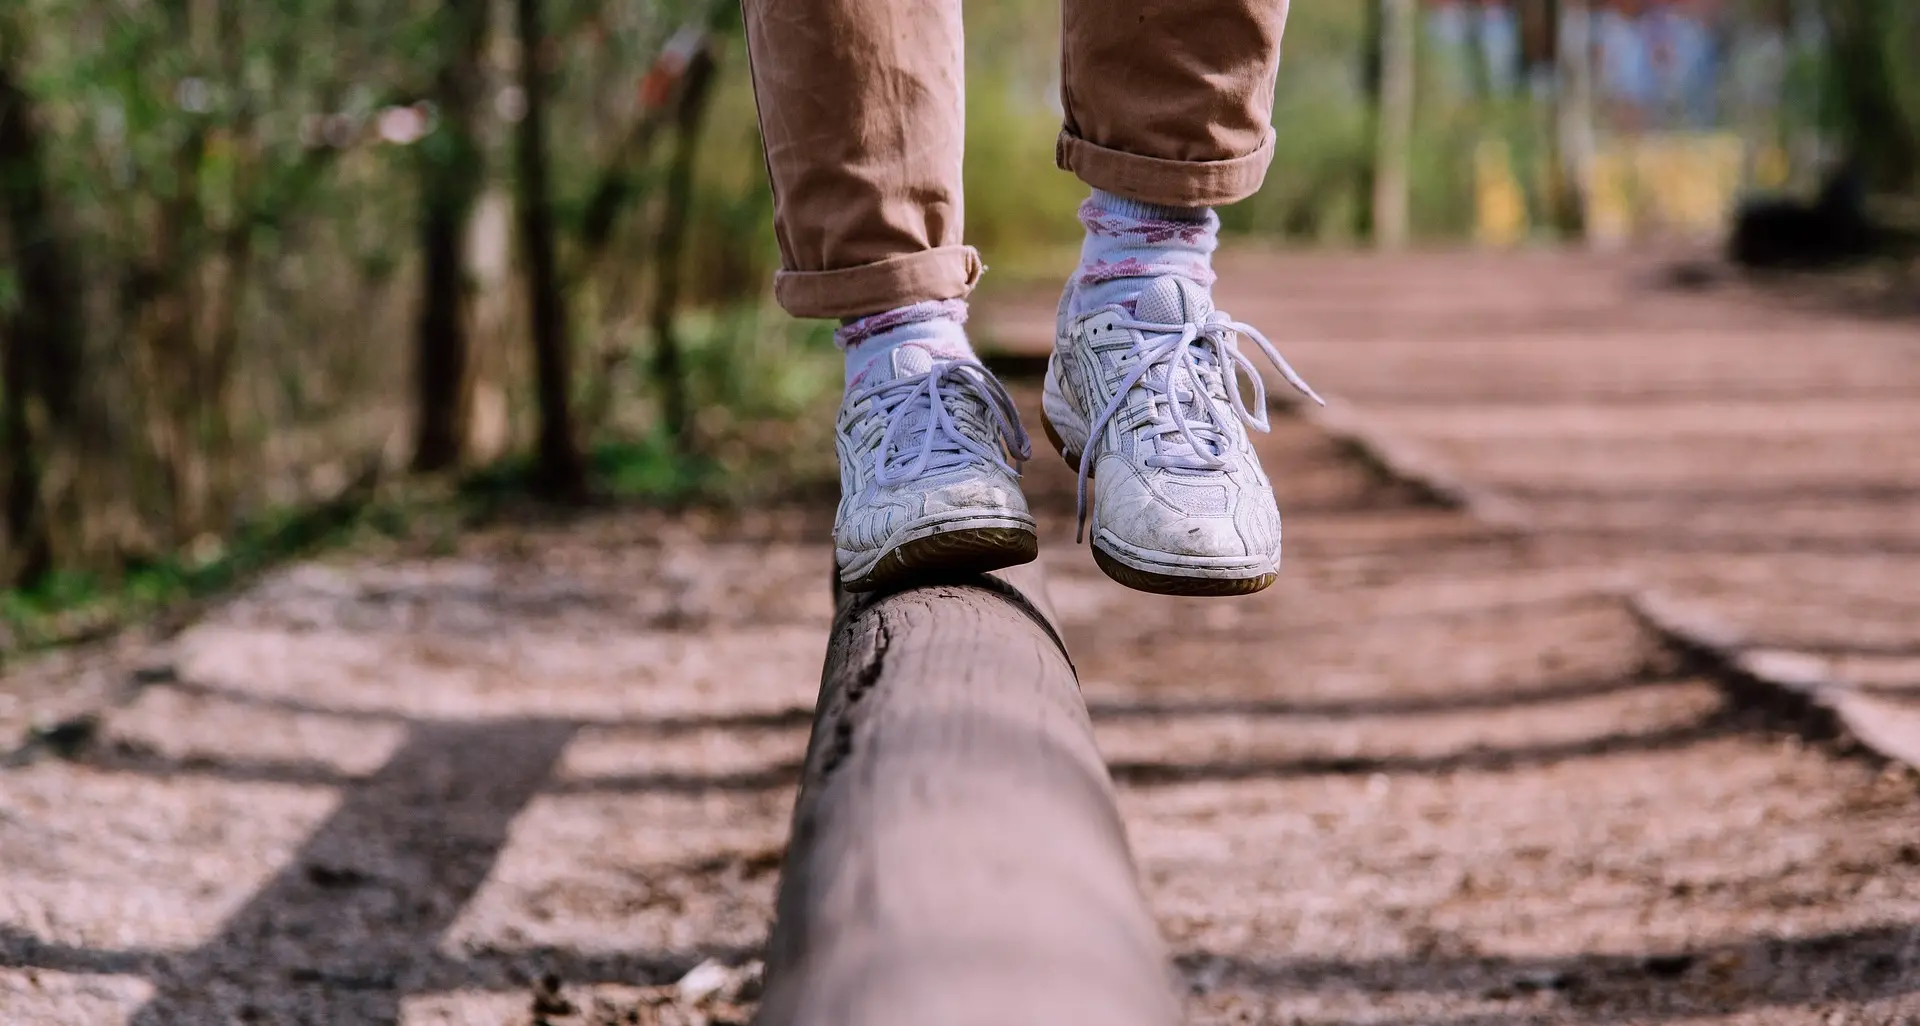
840,525,1039,593
1045,408,1278,598
1091,545,1277,597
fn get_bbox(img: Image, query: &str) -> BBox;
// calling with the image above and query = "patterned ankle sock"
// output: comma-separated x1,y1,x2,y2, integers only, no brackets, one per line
837,299,976,388
1068,189,1219,319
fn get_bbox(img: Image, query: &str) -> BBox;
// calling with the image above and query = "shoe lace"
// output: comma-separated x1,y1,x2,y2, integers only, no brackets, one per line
1075,310,1323,541
849,360,1032,487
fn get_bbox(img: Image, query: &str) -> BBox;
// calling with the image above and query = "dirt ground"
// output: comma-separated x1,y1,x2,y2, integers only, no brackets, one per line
5,251,1920,1025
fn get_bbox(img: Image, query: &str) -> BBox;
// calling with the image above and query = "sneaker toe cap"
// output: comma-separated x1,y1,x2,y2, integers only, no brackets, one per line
923,472,1029,519
1096,472,1279,561
836,471,1030,553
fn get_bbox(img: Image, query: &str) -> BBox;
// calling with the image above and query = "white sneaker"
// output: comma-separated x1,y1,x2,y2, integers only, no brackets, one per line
835,345,1037,591
1041,276,1322,596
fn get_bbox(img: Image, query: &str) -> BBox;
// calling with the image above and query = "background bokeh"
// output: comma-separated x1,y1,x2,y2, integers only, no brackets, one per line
0,0,1913,643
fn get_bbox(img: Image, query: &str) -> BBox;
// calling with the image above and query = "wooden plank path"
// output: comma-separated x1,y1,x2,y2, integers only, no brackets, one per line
982,247,1920,764
1199,249,1920,767
0,250,1916,1024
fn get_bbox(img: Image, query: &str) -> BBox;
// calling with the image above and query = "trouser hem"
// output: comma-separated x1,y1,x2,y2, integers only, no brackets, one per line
1056,129,1276,207
773,245,984,320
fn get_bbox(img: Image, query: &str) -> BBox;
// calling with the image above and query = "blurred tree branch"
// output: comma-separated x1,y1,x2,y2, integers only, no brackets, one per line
1821,0,1920,197
412,0,491,472
647,27,719,447
0,52,85,586
515,0,587,501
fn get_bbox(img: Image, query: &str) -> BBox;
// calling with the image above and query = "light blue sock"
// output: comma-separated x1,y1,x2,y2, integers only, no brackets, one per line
837,299,976,388
1068,189,1219,319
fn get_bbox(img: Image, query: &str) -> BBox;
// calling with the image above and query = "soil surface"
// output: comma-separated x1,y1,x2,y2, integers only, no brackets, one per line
6,251,1919,1024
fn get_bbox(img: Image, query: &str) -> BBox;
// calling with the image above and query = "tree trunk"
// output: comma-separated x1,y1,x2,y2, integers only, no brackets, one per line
0,59,84,587
415,202,472,472
1550,0,1595,238
1356,0,1384,239
197,0,253,531
514,0,586,501
413,0,490,473
1372,0,1417,250
648,38,718,449
1823,0,1920,196
1,305,46,587
148,129,210,543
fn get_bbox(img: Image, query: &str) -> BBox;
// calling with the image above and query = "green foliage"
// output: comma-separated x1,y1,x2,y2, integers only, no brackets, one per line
962,76,1087,279
462,304,841,509
14,0,1893,652
0,485,374,651
677,32,781,307
1218,1,1371,241
459,434,717,504
647,305,840,496
676,307,839,422
959,1,1084,277
1821,0,1920,194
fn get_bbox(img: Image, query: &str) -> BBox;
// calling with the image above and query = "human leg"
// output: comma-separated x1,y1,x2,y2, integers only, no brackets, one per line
742,0,975,318
741,0,1034,590
1044,0,1323,596
1056,0,1289,208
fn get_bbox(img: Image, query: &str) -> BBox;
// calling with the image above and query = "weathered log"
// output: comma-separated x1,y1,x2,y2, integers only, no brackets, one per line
756,563,1177,1026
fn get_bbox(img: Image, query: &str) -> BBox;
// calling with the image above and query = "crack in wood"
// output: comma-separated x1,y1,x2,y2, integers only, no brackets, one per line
817,609,889,781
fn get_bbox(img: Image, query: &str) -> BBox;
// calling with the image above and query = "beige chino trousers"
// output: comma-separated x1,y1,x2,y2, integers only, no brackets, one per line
742,0,1291,319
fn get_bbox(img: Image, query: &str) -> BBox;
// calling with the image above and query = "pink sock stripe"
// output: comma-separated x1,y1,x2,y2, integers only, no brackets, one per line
834,299,969,351
1077,199,1218,246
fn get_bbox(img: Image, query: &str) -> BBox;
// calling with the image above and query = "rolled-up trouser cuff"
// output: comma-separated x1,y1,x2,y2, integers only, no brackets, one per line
1056,128,1276,208
773,244,983,320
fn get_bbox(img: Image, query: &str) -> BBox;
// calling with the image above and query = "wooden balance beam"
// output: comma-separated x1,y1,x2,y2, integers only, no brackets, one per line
755,562,1178,1026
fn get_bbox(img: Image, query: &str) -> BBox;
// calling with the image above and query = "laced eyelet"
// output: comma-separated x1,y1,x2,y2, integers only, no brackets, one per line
845,361,1032,489
1069,308,1321,542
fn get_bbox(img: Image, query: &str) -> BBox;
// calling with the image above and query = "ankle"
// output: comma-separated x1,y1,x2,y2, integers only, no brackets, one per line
1070,189,1219,318
1086,189,1207,224
838,299,975,388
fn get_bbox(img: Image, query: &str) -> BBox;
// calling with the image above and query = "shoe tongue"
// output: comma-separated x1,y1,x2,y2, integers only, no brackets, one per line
1133,278,1226,458
888,344,936,379
1133,276,1214,325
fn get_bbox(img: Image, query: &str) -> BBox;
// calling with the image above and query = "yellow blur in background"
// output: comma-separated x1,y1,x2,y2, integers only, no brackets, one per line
1477,131,1791,249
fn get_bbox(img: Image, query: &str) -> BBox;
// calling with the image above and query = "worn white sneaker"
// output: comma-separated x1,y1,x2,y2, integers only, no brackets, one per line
1041,276,1322,596
835,345,1037,591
